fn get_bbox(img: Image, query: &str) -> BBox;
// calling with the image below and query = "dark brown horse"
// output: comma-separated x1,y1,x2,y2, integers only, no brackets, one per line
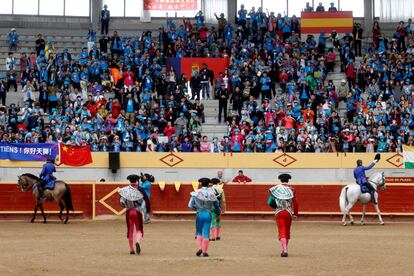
17,174,74,224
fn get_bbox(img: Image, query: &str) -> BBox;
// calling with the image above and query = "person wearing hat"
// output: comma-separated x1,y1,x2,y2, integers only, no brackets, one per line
38,156,57,201
8,28,18,51
214,12,227,39
188,178,220,257
267,173,298,257
354,154,381,204
209,178,226,241
119,174,150,255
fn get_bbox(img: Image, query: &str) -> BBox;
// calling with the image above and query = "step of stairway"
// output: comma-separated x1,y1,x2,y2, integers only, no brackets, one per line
0,45,84,53
203,107,219,114
201,124,228,133
200,100,219,107
0,37,86,45
204,117,225,124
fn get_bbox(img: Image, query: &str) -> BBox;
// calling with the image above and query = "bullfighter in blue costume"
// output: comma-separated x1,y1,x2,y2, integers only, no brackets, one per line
353,153,381,203
188,178,220,257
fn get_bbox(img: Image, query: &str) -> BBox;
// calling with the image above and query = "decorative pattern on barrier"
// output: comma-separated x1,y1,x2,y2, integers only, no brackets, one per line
159,153,184,167
98,187,126,216
2,181,414,219
273,153,297,167
386,153,403,168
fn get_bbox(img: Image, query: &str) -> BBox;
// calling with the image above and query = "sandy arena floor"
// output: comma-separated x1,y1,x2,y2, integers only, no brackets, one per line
1,219,414,275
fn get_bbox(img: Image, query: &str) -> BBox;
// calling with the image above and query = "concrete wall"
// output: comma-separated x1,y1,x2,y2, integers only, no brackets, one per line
1,167,410,183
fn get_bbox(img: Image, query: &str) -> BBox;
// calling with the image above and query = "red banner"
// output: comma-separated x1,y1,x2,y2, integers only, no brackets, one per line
181,58,230,80
144,0,198,11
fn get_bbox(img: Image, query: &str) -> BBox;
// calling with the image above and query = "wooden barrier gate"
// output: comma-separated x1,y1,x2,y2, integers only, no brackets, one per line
1,181,414,220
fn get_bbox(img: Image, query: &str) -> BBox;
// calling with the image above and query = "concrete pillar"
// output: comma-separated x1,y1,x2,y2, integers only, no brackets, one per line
91,0,102,32
364,0,374,38
227,0,237,25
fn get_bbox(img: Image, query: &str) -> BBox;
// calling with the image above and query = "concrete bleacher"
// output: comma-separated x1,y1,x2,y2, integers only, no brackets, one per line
0,20,383,140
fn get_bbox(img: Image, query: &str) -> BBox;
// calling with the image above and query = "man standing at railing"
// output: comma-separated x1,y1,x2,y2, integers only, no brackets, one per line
232,170,252,184
328,2,337,12
315,2,325,12
304,2,313,12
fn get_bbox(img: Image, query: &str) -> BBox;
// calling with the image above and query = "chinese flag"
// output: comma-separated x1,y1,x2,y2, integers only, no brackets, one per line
59,144,93,166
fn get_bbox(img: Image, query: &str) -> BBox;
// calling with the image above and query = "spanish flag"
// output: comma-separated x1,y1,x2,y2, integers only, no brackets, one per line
301,11,353,34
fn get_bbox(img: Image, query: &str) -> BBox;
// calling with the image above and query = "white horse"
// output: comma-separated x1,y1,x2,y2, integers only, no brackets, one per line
339,172,386,226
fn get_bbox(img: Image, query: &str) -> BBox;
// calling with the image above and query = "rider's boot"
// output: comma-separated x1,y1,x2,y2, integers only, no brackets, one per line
38,187,47,201
370,191,377,204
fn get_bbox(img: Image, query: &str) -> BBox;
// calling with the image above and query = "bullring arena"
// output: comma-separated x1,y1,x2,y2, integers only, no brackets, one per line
2,152,414,275
2,221,414,275
2,0,414,274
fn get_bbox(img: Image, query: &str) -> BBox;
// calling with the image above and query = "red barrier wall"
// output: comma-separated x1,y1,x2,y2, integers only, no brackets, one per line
0,183,93,218
1,183,414,219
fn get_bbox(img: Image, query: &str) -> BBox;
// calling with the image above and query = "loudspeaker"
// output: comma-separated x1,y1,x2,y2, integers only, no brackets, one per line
108,152,120,173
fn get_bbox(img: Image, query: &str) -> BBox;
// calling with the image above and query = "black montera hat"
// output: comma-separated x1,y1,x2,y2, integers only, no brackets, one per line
198,178,211,186
127,174,140,183
278,173,292,183
211,178,221,185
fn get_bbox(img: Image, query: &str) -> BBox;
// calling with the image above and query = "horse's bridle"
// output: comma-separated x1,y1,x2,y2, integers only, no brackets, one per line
17,176,28,192
369,173,386,191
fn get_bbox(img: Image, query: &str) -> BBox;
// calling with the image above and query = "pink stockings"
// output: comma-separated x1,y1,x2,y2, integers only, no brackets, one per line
209,226,221,239
196,235,209,253
128,231,143,253
279,238,288,253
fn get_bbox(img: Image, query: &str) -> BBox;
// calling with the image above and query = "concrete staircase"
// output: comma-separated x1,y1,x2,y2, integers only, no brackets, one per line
201,100,228,140
0,24,164,73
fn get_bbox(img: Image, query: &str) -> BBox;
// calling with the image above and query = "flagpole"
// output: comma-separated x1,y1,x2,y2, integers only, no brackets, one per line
56,142,62,166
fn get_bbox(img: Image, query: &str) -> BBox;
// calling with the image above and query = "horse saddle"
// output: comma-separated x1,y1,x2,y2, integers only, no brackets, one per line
360,185,369,194
44,180,55,190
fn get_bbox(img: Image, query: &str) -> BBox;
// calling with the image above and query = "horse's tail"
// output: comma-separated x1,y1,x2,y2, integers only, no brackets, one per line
64,183,74,212
339,186,349,213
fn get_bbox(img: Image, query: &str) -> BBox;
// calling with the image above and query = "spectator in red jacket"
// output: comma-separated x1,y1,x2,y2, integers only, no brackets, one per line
163,121,176,138
346,59,356,91
232,170,252,183
111,98,122,118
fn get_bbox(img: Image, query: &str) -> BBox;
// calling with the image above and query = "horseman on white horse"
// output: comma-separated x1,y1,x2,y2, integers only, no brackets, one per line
354,153,381,204
339,153,386,225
